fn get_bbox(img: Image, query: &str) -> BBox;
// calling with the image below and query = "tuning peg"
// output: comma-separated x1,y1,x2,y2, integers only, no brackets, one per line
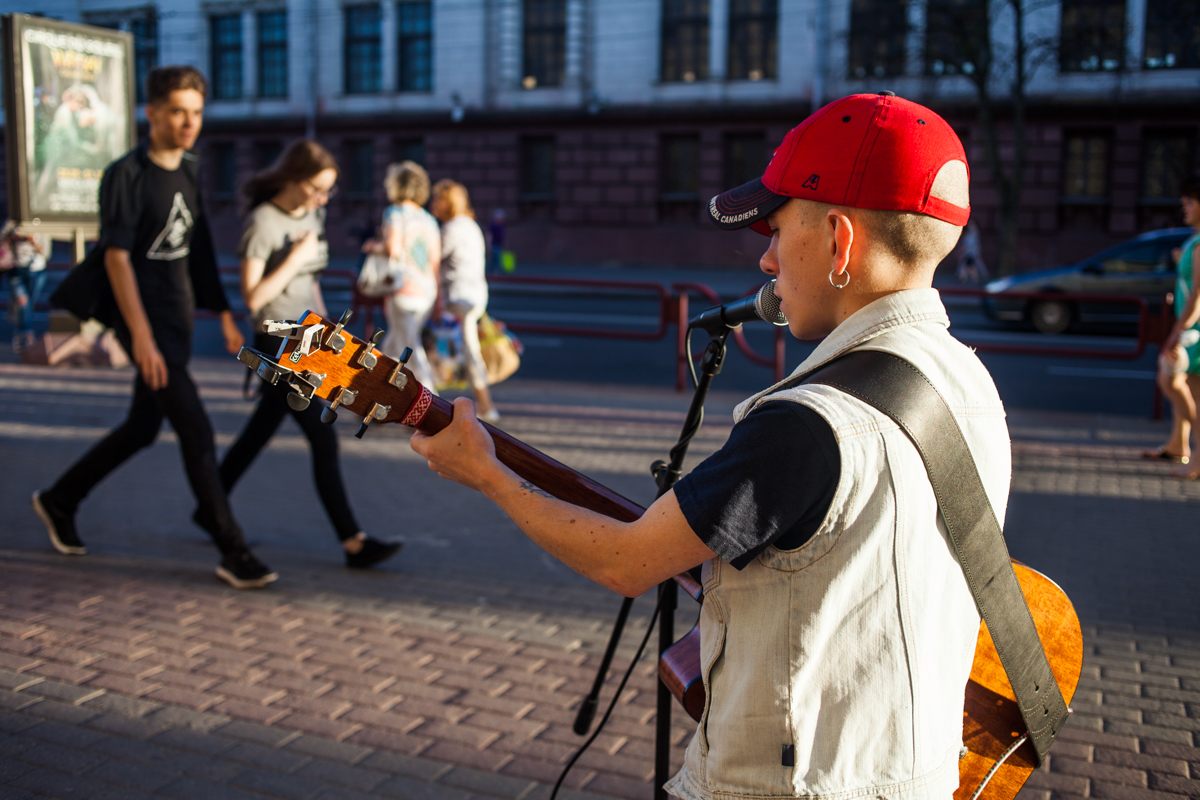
355,329,386,371
386,347,416,390
287,391,310,411
355,401,391,439
324,309,353,354
321,386,358,425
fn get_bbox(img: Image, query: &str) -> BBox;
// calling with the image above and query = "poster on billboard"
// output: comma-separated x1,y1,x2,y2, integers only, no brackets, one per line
2,15,135,233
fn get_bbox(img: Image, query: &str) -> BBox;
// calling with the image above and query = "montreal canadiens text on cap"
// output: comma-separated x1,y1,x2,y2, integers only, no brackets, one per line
709,93,971,236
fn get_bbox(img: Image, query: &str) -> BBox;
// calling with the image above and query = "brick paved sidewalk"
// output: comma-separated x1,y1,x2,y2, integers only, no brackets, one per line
0,557,689,800
2,360,1200,799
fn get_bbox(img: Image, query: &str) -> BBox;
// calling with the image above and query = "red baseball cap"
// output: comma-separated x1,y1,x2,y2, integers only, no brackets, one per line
709,93,970,236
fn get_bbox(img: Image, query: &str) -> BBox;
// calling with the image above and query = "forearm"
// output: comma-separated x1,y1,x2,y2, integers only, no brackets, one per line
104,249,151,340
244,257,302,315
1177,303,1200,335
412,398,714,596
482,468,687,597
1179,290,1200,335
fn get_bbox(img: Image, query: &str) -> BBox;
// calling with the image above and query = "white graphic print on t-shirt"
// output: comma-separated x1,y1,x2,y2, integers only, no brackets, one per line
146,192,194,261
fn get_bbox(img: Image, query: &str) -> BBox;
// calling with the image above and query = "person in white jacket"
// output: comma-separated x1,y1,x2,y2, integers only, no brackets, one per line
410,94,1006,800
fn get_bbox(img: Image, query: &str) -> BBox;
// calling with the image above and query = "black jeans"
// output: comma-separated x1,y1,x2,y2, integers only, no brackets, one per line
47,363,249,556
219,377,361,542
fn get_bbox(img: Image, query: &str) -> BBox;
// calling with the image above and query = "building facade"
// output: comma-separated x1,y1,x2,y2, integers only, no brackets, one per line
2,0,1198,271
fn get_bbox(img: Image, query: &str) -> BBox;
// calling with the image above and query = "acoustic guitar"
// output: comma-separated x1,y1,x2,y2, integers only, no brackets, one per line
237,311,1083,800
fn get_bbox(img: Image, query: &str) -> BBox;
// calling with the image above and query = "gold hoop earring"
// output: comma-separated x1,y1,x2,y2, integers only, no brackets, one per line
829,268,850,290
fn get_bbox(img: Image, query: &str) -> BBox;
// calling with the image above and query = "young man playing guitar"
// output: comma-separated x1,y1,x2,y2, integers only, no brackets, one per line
413,93,1008,800
35,66,277,590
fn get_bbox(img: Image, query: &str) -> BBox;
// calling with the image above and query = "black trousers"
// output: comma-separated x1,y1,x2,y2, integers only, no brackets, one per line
47,362,249,556
219,378,361,542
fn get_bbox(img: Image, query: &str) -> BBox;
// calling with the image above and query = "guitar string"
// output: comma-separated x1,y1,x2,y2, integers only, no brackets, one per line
968,733,1029,800
550,599,663,800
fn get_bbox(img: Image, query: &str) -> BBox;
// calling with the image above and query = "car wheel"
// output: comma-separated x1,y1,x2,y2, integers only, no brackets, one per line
1030,299,1073,335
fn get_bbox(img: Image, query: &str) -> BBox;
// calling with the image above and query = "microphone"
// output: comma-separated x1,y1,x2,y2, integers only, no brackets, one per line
688,280,788,335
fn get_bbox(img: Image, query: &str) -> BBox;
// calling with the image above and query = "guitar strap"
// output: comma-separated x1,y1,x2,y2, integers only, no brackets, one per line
785,348,1068,765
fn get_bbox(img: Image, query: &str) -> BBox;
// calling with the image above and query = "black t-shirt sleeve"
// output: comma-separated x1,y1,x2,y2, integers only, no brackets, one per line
98,156,142,253
674,401,840,570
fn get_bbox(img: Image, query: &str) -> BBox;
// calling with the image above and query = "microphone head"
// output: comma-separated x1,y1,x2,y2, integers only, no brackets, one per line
754,280,788,326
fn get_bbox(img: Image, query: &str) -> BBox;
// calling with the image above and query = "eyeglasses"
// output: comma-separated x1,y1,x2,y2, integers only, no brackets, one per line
303,179,338,199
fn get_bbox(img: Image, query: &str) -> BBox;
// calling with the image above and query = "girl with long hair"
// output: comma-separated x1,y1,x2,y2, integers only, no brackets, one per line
430,180,498,422
215,140,401,569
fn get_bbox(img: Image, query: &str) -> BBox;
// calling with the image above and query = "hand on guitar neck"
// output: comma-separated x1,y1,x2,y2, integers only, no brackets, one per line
411,395,715,598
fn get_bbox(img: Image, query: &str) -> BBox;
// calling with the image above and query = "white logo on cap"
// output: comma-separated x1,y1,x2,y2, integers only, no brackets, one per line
709,198,759,224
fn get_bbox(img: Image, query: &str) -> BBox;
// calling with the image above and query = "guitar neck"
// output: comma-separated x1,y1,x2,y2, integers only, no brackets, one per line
418,394,645,524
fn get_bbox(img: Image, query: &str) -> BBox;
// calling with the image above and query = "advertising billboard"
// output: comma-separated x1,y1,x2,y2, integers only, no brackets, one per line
2,15,135,230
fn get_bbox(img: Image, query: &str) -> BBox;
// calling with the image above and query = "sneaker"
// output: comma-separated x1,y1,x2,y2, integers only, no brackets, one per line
32,491,86,555
480,408,501,424
345,536,403,569
216,549,278,589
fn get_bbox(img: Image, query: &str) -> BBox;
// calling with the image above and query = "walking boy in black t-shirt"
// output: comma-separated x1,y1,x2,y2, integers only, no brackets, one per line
35,66,277,589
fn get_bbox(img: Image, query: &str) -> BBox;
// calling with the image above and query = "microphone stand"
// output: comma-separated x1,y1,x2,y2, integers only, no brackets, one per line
572,328,730,800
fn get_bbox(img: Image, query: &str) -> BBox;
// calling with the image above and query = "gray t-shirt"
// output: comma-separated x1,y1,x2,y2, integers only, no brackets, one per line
238,202,328,326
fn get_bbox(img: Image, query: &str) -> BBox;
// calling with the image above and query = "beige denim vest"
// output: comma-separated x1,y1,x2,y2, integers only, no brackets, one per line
666,289,1011,800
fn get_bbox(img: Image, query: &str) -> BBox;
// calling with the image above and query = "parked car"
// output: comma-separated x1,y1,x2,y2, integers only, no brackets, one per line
982,228,1192,334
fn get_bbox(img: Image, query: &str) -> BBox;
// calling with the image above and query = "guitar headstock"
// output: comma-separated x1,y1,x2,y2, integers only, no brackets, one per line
236,309,435,438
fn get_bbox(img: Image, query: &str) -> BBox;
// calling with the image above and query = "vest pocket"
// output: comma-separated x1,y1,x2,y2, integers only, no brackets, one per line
697,618,727,757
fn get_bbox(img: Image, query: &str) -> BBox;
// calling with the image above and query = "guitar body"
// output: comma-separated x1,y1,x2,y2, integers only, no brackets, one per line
657,563,1083,800
245,313,1083,800
956,563,1082,800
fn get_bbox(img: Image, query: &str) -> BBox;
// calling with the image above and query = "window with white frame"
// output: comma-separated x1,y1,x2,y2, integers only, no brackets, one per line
258,10,288,98
1059,0,1125,72
728,0,777,81
1144,0,1200,69
522,0,567,89
398,0,433,91
661,0,709,83
345,5,383,94
211,14,243,100
924,0,987,77
131,14,158,103
849,0,908,79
